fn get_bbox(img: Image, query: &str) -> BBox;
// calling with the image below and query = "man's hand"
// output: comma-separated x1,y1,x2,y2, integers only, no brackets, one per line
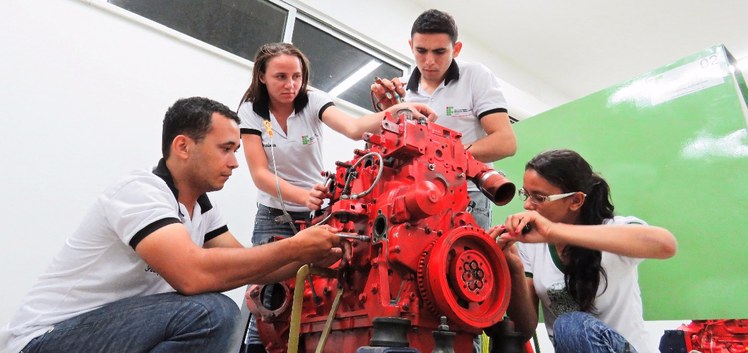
385,102,438,123
371,77,405,111
288,225,343,264
315,237,353,269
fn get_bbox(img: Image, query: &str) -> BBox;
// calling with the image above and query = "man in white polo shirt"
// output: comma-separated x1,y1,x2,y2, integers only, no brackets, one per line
371,9,517,231
371,9,518,353
1,97,344,353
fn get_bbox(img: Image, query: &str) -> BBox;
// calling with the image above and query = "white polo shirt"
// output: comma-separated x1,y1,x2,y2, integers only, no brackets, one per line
238,90,335,212
1,159,228,353
403,60,509,193
403,60,509,147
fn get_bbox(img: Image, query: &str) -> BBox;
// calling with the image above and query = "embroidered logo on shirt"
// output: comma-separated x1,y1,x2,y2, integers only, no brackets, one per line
301,135,317,145
445,106,471,117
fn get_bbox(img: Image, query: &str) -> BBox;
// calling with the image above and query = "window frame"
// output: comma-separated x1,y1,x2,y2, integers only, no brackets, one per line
91,0,413,113
288,4,411,76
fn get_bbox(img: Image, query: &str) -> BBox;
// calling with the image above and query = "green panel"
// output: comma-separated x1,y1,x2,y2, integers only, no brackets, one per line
493,45,748,320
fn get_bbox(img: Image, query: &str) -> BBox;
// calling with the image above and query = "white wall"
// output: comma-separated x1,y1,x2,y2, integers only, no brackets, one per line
0,0,252,323
0,0,567,329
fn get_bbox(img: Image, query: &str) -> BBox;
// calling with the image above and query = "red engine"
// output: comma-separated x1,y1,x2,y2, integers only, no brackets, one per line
660,320,748,353
247,110,517,353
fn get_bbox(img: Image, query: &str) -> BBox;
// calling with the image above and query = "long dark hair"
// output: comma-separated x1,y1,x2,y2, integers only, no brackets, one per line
238,42,310,113
526,149,615,312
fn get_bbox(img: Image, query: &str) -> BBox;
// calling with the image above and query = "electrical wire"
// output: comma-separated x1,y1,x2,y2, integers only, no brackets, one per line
343,151,384,200
310,152,384,227
264,120,299,234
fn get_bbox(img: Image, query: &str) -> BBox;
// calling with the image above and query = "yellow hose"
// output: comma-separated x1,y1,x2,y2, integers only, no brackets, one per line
287,265,338,353
315,285,344,353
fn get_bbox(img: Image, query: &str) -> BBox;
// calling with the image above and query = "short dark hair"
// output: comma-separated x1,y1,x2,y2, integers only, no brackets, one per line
162,97,240,158
411,9,458,43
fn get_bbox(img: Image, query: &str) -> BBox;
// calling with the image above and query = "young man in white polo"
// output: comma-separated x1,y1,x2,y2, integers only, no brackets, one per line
371,9,519,353
371,9,517,231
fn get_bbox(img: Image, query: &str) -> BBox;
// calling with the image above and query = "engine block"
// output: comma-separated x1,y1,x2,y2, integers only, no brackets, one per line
660,319,748,353
247,110,516,353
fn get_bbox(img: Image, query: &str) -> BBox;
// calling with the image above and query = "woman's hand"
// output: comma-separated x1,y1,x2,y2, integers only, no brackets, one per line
305,183,331,211
488,225,525,275
499,211,556,244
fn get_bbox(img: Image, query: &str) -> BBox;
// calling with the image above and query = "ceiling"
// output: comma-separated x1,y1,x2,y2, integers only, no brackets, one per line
410,0,748,103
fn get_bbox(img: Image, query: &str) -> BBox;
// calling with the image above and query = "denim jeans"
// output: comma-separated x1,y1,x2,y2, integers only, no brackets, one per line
244,204,310,347
553,312,637,353
250,204,310,246
21,292,242,353
468,189,492,230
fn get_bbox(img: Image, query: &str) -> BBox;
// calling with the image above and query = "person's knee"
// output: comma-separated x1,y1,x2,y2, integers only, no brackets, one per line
197,293,242,328
181,292,241,342
553,312,591,337
552,312,590,352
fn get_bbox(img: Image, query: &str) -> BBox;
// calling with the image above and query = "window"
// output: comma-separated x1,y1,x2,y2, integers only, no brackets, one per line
107,0,410,111
292,16,406,109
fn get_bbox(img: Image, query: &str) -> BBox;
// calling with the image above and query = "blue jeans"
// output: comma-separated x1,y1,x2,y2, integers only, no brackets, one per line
468,189,492,230
250,204,309,246
244,204,310,347
553,312,637,353
21,292,242,353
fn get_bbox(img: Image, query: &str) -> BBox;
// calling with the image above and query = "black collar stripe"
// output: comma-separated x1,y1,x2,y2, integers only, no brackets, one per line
152,158,213,214
406,60,460,91
250,91,312,122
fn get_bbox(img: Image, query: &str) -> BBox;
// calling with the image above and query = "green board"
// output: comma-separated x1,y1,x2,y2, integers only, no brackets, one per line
493,45,748,320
